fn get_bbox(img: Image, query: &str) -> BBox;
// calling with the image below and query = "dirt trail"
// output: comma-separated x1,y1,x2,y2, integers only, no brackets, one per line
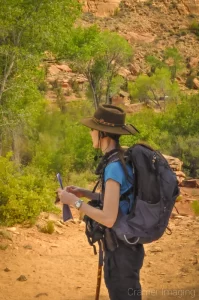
0,188,199,300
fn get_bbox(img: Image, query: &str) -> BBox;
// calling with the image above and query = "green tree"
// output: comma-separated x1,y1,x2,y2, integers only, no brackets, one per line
146,47,184,82
0,0,81,103
153,93,199,176
161,94,199,136
164,47,184,82
128,68,180,110
172,135,199,178
64,26,133,109
189,20,199,37
145,55,166,74
0,0,81,160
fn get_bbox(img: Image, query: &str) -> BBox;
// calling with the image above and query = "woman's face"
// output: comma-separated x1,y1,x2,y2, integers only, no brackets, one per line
90,129,100,149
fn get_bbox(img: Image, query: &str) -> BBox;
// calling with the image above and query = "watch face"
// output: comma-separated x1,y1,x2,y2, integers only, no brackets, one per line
75,200,82,209
76,201,81,208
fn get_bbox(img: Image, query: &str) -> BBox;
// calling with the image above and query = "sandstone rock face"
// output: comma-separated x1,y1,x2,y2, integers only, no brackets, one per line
163,154,186,184
124,31,156,44
82,0,199,16
163,155,183,171
193,78,199,89
181,0,199,14
82,0,121,16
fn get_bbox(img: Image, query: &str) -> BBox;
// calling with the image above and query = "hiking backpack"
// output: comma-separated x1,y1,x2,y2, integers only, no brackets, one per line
84,143,180,248
112,144,180,245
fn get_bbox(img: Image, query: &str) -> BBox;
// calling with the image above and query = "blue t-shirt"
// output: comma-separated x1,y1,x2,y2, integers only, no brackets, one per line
104,161,134,215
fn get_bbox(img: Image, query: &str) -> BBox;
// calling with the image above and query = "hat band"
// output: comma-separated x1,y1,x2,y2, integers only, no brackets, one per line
92,117,124,127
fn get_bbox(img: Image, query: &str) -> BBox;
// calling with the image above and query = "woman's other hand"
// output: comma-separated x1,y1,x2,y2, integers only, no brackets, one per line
57,188,78,205
66,186,85,198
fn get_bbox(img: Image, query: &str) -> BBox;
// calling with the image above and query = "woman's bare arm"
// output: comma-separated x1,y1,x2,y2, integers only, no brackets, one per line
81,189,101,200
78,179,120,227
59,179,120,228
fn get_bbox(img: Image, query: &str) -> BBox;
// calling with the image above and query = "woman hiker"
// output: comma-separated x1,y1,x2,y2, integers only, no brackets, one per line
57,104,145,300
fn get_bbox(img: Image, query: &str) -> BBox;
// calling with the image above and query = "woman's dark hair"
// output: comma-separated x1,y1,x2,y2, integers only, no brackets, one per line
105,133,132,183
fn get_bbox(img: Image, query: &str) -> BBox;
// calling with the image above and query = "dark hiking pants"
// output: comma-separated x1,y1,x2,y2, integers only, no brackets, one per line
104,241,145,300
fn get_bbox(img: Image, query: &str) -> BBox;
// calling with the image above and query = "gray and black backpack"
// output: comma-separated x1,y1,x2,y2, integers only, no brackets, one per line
112,144,180,245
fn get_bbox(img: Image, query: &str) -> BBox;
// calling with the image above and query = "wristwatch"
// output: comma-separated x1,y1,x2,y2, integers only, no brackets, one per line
74,199,83,210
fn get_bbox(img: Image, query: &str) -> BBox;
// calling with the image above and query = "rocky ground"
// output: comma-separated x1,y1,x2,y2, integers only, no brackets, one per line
0,187,199,300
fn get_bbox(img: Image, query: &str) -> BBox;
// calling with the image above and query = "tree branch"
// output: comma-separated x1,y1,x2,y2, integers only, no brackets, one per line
0,53,16,104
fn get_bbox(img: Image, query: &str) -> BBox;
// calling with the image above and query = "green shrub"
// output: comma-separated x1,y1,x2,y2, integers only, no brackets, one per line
67,171,97,188
192,201,199,216
40,221,55,234
0,244,8,250
113,7,120,17
122,108,161,148
170,1,178,9
0,154,57,226
186,75,195,89
38,81,49,93
165,135,199,177
69,79,80,93
0,230,12,241
189,21,199,37
145,0,153,7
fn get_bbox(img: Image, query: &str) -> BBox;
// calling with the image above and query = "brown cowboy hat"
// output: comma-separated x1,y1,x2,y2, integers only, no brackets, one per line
80,104,139,135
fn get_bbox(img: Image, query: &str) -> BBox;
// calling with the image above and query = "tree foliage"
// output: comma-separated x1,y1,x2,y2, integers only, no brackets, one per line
122,93,199,177
0,0,81,158
128,68,180,109
146,47,184,82
0,0,81,101
64,26,133,109
0,102,98,226
33,102,96,175
0,153,57,226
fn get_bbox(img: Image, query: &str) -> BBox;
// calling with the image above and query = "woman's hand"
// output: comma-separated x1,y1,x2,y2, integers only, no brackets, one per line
66,186,85,198
57,188,78,206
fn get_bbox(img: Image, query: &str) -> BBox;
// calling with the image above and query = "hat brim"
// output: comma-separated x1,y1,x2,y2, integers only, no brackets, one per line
80,117,139,135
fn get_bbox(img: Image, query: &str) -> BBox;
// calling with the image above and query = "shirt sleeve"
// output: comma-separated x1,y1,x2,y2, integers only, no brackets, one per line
104,162,124,185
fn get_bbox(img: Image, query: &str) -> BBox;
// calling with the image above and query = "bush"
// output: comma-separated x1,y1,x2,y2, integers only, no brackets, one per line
189,21,199,37
121,108,161,149
0,244,8,250
67,171,97,188
192,201,199,216
186,75,195,89
0,154,57,226
40,221,55,234
0,154,98,226
164,135,199,177
145,0,153,7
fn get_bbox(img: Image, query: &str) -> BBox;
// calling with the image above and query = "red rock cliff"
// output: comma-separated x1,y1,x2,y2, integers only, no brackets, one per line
82,0,199,16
